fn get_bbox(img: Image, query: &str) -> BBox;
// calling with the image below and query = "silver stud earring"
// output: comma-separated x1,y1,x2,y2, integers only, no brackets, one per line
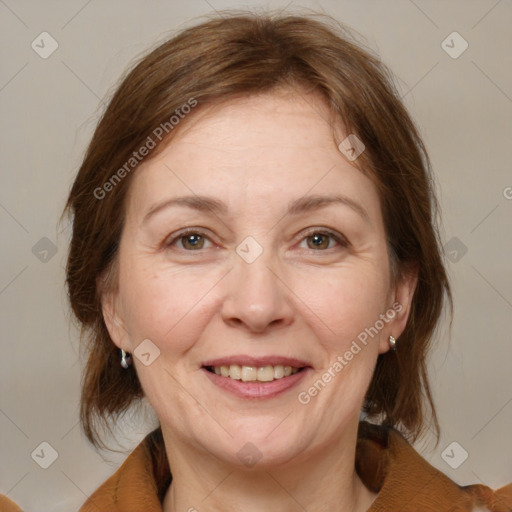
388,335,397,350
120,349,132,369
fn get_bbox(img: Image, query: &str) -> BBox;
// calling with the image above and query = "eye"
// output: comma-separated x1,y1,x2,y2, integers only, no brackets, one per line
165,229,214,251
299,229,348,251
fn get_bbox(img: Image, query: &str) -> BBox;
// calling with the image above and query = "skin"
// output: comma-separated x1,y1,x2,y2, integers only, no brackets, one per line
102,88,417,512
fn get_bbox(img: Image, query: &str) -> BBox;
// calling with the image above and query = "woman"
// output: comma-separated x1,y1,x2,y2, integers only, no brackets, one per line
3,11,509,512
69,11,512,512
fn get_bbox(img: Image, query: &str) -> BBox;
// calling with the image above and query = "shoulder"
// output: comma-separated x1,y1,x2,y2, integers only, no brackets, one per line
0,494,23,512
0,432,168,512
357,421,512,512
79,429,166,512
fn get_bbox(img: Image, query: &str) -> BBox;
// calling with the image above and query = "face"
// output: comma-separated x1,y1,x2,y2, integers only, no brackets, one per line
103,89,416,468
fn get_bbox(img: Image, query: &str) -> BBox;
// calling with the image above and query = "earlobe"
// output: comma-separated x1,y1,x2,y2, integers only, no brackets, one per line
379,266,419,354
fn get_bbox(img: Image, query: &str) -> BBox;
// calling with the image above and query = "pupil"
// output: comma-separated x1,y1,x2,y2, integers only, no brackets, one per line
308,234,329,250
186,234,202,248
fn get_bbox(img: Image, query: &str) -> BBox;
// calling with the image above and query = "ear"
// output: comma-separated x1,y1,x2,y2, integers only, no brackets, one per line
101,288,130,351
378,265,419,354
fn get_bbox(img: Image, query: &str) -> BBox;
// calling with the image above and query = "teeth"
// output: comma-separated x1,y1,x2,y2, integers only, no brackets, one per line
274,365,284,379
258,366,274,382
229,364,241,380
241,366,257,382
209,364,302,382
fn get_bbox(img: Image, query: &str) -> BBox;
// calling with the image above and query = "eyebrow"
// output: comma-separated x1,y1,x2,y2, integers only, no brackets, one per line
287,194,370,223
142,193,370,224
142,196,228,224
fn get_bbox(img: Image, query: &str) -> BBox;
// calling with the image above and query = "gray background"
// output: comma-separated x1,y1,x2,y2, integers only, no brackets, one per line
1,0,511,510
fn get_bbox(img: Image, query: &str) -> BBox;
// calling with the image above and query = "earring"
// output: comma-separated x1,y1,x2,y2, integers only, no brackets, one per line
388,335,397,351
120,349,132,369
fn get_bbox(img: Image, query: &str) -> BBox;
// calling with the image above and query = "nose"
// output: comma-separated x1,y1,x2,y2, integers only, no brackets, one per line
220,250,294,334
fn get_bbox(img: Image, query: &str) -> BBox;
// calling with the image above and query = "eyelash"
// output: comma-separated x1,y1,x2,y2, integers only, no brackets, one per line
164,227,349,253
299,228,349,251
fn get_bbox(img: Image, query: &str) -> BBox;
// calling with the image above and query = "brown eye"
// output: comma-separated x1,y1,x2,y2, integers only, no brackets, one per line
306,233,331,250
180,233,205,250
165,230,213,251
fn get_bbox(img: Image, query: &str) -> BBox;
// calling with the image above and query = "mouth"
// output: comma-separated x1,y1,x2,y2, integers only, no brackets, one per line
204,364,304,382
201,356,311,399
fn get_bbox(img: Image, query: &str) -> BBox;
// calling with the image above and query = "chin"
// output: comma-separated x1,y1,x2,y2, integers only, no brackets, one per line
202,417,315,469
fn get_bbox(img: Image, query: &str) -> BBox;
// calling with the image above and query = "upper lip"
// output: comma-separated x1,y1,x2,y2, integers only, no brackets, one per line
202,355,311,368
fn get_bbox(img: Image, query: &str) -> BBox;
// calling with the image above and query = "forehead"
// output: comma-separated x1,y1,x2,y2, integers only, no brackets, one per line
125,90,382,223
166,89,338,157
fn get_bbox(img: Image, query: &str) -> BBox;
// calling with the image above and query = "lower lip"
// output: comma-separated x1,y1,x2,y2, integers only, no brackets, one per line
202,368,310,399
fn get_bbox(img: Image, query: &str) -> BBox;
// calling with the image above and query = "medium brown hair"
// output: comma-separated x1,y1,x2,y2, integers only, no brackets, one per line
64,11,451,451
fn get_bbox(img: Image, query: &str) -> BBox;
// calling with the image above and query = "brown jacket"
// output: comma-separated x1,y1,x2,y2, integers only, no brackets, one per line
78,421,512,512
2,422,511,511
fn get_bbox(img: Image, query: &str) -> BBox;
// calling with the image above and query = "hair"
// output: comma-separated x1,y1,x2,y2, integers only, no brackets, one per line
64,10,452,458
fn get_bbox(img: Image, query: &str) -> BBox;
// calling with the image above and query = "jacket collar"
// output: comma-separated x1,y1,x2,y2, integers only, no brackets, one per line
80,421,512,512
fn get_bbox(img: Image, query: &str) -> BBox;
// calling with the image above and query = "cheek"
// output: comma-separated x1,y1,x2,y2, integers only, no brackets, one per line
291,263,390,351
117,262,225,424
118,260,226,356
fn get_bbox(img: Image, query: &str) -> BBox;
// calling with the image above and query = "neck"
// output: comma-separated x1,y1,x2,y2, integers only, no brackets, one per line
161,422,377,512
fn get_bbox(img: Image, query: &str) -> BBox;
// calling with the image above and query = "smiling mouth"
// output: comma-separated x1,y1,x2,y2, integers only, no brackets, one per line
204,364,305,382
